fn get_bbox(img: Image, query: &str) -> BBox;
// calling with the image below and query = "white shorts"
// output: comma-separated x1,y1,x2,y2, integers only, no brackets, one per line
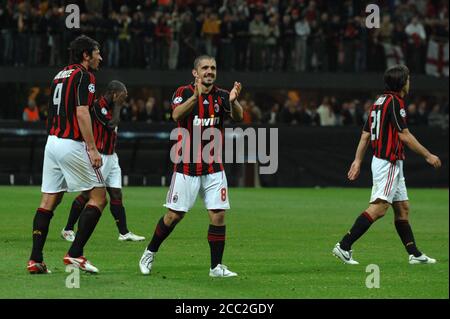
41,135,105,193
101,153,122,188
370,156,408,204
164,171,230,212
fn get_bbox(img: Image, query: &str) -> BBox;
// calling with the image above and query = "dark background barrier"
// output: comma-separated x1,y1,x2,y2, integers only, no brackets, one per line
1,68,448,91
0,121,448,188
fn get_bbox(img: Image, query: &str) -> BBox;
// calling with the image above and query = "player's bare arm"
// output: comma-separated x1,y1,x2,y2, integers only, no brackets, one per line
172,77,202,122
77,105,102,168
229,81,243,122
348,131,371,181
398,129,441,168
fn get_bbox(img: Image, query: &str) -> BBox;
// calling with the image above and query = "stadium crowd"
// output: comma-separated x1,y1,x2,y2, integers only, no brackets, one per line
0,0,448,74
22,87,449,129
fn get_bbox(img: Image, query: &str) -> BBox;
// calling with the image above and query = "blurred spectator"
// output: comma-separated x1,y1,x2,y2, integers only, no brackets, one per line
248,100,263,123
118,5,132,67
23,100,40,122
265,15,280,71
239,99,262,124
136,99,147,121
179,11,197,69
407,103,419,125
325,14,341,72
38,103,48,121
106,12,120,67
155,14,171,69
168,12,181,70
417,100,429,125
249,13,266,71
405,16,427,73
298,102,320,126
340,101,356,125
120,102,133,122
219,12,235,71
342,17,358,72
427,104,444,127
317,97,336,126
361,99,372,124
280,14,295,71
144,97,159,122
0,1,446,75
234,12,249,70
280,99,298,125
143,13,156,69
294,13,310,72
202,11,221,57
130,10,146,68
263,103,280,124
161,100,172,122
48,7,64,67
367,34,386,72
0,4,14,65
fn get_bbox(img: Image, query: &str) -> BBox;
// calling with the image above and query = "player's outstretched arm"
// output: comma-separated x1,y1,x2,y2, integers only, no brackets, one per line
172,77,202,122
77,105,102,168
348,131,370,181
229,81,243,122
399,128,441,168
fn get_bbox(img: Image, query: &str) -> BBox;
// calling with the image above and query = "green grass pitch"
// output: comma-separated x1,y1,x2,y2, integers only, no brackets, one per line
0,186,447,299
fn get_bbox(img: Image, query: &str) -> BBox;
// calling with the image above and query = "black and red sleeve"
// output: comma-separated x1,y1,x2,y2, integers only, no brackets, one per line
171,86,193,109
389,96,408,132
75,71,96,108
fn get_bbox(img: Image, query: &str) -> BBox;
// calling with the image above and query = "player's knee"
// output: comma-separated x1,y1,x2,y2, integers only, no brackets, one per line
394,202,410,220
107,188,122,201
54,195,63,207
40,193,63,211
165,210,185,226
378,203,390,217
89,193,108,211
209,210,226,225
81,191,90,202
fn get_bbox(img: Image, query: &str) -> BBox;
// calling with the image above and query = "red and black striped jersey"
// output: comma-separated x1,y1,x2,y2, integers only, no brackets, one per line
92,96,117,155
363,91,408,162
47,64,96,141
172,84,231,176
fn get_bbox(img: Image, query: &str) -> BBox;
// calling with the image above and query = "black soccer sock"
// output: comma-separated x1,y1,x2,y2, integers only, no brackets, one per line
30,208,54,262
68,205,102,258
340,212,374,251
208,225,226,269
147,217,176,252
110,199,129,235
65,195,87,231
395,219,422,257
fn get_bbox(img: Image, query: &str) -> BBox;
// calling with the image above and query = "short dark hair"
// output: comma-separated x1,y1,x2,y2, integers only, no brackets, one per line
384,64,410,92
106,80,127,94
68,35,100,64
193,55,215,69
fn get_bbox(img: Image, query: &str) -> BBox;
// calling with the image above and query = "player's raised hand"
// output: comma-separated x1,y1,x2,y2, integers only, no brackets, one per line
347,160,361,181
194,77,203,97
229,81,242,103
426,153,441,169
88,148,103,169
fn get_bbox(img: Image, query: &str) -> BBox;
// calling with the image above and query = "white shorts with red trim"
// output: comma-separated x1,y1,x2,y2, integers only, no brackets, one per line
41,135,105,193
370,156,408,204
164,171,230,212
101,153,122,189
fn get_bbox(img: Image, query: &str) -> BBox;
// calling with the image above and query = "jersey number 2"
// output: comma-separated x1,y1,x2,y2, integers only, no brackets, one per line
53,83,63,115
370,110,381,141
